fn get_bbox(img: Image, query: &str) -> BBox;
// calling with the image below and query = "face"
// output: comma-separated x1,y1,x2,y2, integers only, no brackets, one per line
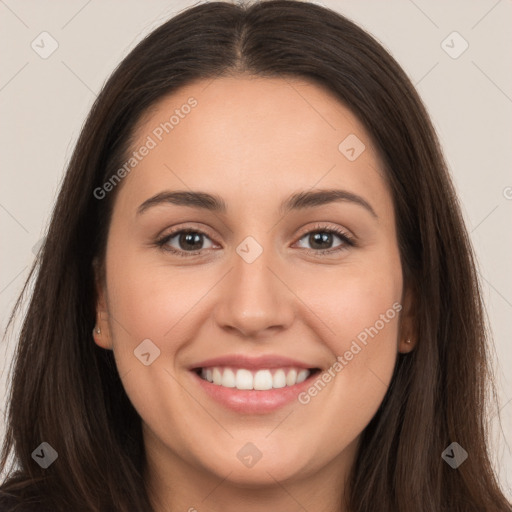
94,75,412,494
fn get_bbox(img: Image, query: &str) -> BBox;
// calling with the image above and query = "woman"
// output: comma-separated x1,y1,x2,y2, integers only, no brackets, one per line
1,1,510,511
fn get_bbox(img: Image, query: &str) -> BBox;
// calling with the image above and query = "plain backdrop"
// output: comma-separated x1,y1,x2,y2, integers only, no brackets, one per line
1,0,511,499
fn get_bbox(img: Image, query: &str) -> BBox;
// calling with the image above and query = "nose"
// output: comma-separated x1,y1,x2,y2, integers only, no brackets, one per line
213,243,295,340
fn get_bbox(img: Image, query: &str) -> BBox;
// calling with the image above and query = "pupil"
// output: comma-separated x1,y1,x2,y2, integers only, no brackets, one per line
310,232,331,249
181,232,202,250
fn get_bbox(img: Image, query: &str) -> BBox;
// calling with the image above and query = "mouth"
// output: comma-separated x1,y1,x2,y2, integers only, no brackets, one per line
189,357,323,413
193,366,322,390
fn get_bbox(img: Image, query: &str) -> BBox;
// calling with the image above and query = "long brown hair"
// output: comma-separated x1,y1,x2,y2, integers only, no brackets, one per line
1,1,510,510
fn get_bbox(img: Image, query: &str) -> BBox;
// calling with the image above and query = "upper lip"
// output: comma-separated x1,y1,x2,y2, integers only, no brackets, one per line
189,354,319,371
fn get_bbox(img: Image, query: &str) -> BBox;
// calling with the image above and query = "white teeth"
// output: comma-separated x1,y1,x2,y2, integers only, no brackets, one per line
272,369,286,389
296,369,309,383
221,368,236,387
236,369,253,390
253,370,273,390
286,369,297,386
212,367,222,385
199,366,312,390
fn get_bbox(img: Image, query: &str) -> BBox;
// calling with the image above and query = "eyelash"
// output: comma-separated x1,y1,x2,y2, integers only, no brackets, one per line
154,223,356,258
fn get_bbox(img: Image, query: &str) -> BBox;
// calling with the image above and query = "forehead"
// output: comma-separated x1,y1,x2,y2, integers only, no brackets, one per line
117,75,391,218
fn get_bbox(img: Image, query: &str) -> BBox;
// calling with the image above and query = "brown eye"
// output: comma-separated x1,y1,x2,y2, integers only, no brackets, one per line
157,229,215,256
301,231,338,250
295,226,355,256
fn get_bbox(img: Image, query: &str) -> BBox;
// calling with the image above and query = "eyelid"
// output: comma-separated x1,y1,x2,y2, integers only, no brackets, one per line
294,222,354,242
156,222,218,243
291,223,356,255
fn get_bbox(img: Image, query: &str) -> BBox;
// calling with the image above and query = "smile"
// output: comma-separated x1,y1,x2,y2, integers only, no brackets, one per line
198,366,314,390
189,354,323,413
189,355,323,413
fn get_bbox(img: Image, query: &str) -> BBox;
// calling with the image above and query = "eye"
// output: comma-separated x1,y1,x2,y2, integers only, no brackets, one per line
294,224,355,256
156,228,215,256
154,223,356,258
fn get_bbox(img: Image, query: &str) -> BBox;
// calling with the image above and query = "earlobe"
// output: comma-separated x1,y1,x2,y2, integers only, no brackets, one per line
92,313,114,351
92,313,113,350
92,260,113,350
398,282,417,354
400,337,415,353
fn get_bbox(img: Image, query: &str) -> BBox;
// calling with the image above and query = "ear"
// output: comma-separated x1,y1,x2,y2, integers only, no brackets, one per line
92,257,113,350
398,280,416,354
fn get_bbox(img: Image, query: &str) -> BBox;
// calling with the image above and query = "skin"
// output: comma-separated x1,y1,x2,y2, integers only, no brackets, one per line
93,75,415,512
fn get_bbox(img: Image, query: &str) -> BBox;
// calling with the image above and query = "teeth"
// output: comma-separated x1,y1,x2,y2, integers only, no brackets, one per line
253,369,273,390
200,367,312,390
272,369,286,389
286,369,297,386
236,369,253,390
212,368,222,385
296,369,309,383
221,368,236,388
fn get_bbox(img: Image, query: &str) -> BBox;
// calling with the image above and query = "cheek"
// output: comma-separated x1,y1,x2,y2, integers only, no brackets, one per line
104,241,201,345
297,244,402,356
102,249,200,437
293,244,402,419
328,272,401,363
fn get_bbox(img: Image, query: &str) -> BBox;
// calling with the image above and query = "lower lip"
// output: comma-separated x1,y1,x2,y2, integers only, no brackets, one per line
191,370,319,413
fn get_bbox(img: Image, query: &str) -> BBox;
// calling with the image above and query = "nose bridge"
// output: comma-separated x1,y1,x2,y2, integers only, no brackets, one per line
214,233,294,337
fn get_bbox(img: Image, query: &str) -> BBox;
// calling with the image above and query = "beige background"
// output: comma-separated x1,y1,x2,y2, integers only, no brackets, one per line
1,0,511,498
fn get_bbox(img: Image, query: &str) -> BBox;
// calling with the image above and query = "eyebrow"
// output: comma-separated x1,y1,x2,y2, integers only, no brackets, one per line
137,188,377,218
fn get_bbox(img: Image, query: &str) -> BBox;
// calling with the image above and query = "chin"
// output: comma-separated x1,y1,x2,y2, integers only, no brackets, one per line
195,441,317,486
